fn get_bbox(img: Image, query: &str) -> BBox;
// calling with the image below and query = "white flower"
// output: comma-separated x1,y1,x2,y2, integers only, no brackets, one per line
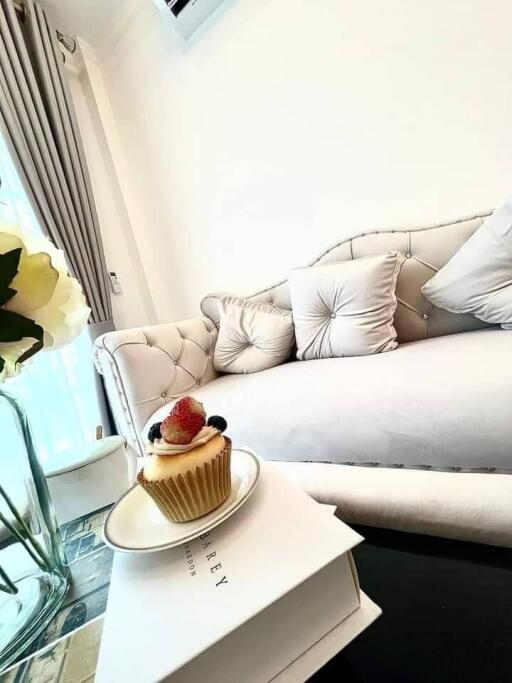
0,223,90,381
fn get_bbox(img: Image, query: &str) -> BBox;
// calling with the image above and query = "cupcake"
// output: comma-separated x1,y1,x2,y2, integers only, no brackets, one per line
137,396,231,522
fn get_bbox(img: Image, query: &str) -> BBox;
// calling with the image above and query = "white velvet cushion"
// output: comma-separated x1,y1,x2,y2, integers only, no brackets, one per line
146,328,512,473
289,252,403,360
422,197,512,328
213,296,294,374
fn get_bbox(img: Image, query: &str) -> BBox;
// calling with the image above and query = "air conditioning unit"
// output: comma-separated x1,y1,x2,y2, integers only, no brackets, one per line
153,0,226,39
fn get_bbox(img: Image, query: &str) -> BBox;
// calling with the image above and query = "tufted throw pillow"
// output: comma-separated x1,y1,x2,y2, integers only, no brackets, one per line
213,296,294,374
422,197,512,328
290,252,403,360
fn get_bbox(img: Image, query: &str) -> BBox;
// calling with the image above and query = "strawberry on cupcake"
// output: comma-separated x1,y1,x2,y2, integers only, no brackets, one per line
161,396,206,444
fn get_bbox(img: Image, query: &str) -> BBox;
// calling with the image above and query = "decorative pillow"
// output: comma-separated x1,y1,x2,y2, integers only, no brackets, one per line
289,252,403,360
422,197,512,329
213,296,294,374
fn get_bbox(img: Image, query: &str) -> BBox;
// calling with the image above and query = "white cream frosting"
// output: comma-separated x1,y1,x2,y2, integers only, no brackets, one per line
143,433,226,482
146,425,219,456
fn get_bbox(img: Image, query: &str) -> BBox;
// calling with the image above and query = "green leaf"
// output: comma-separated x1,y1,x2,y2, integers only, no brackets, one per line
0,287,17,307
0,248,21,306
0,308,42,343
0,308,44,367
16,336,44,365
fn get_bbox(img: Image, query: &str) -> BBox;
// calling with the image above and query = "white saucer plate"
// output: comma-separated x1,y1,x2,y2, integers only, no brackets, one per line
103,449,260,553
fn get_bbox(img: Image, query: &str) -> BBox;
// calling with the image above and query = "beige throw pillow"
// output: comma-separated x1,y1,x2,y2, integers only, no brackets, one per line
289,252,403,360
213,296,294,374
422,197,512,328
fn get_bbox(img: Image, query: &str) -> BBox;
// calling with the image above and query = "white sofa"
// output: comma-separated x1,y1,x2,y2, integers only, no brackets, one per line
94,211,512,547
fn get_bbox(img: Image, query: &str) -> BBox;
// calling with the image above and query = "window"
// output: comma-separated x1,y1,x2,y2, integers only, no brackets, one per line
0,132,104,464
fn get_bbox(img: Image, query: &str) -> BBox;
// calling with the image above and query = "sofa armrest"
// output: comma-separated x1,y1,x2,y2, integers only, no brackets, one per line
93,318,218,457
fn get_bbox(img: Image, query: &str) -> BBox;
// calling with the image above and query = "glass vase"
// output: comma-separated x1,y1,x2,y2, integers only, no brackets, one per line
0,389,68,672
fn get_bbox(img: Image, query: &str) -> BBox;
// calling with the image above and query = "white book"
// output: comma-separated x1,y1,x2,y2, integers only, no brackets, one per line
97,462,378,682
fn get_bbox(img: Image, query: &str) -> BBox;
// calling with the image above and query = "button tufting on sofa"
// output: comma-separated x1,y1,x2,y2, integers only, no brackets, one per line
93,318,218,454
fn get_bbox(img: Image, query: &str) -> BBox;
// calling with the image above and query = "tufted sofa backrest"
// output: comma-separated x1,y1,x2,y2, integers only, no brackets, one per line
94,319,218,453
201,212,493,343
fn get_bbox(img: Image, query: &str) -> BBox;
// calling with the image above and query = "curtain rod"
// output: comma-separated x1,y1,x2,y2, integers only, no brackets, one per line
12,0,77,53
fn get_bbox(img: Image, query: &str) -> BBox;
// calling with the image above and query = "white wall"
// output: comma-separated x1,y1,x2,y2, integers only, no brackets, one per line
98,0,512,322
67,45,156,329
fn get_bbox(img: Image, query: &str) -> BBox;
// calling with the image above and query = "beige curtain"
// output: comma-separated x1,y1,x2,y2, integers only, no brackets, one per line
0,0,112,327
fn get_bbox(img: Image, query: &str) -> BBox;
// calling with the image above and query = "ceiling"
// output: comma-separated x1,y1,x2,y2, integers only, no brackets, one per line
40,0,142,54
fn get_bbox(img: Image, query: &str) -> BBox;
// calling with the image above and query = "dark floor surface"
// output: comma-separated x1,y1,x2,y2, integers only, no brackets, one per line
310,526,512,683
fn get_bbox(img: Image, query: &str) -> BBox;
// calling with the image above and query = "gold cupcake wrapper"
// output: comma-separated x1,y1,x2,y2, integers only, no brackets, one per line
137,437,232,523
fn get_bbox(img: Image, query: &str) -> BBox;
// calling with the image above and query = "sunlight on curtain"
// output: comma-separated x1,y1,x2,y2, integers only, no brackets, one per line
0,132,102,463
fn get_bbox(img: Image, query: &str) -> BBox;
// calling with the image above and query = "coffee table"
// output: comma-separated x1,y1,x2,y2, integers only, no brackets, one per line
312,525,512,683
